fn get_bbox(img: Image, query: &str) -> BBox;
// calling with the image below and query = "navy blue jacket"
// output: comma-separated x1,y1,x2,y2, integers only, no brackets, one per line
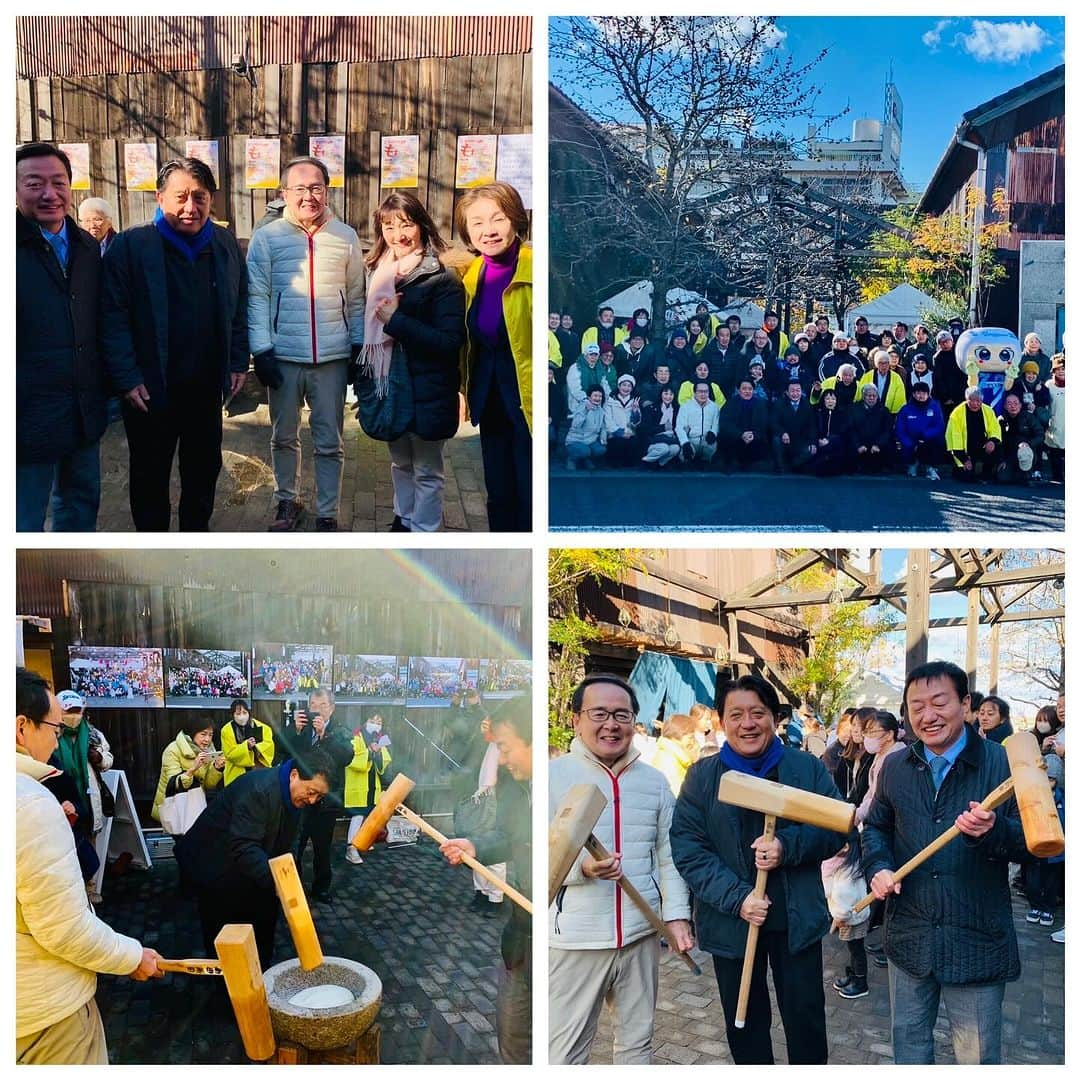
861,725,1027,984
100,223,249,408
16,212,108,463
671,750,846,959
382,251,466,441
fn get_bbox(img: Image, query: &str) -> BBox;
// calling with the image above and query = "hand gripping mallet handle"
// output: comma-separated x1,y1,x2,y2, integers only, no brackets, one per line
734,814,776,1028
851,775,1016,916
583,834,702,976
394,804,534,915
158,958,224,975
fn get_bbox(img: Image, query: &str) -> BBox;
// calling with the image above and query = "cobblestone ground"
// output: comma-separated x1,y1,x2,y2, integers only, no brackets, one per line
95,382,489,532
586,890,1064,1064
94,836,506,1063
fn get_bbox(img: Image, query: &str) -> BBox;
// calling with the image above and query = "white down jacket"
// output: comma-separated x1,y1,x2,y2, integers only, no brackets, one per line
16,750,143,1039
246,208,366,364
549,738,691,950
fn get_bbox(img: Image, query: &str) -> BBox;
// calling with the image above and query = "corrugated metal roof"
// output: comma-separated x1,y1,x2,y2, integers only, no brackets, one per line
16,16,531,77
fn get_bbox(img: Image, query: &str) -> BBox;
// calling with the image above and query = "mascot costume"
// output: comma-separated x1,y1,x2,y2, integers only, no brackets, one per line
952,327,1021,415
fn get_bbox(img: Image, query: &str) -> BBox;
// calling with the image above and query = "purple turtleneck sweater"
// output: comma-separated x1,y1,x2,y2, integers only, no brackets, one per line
475,239,520,347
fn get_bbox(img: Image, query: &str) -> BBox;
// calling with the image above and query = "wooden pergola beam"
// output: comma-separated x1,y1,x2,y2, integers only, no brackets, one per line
819,550,906,615
890,607,1064,630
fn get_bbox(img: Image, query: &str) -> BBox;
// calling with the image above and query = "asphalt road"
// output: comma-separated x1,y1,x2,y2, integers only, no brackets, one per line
549,466,1065,532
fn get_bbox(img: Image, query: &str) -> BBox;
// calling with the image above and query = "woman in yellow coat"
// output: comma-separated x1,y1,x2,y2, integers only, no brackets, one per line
457,182,532,532
650,713,701,797
150,719,224,826
219,699,275,786
344,714,393,865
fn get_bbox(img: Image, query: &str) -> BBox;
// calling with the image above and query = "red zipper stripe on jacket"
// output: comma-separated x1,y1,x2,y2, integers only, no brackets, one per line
599,760,632,948
307,230,318,364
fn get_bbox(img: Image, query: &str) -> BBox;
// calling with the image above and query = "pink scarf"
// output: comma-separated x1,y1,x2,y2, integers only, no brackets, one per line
360,247,425,396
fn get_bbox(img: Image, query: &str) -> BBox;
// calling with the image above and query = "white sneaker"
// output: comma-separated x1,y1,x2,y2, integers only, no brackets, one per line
345,846,363,865
926,467,941,481
1051,927,1065,944
906,464,918,478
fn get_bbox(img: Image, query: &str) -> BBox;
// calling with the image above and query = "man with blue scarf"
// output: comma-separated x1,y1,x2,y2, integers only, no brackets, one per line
101,157,250,531
671,674,844,1064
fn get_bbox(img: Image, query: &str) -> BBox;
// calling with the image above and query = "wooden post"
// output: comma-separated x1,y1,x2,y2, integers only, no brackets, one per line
905,549,930,675
966,589,980,693
989,623,1001,694
214,924,275,1062
268,853,324,970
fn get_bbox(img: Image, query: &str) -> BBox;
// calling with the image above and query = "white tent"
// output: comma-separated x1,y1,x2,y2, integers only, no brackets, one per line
715,298,765,331
843,671,904,710
599,281,724,327
845,284,940,334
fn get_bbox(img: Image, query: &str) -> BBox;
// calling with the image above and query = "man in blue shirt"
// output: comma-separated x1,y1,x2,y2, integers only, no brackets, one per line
862,660,1027,1065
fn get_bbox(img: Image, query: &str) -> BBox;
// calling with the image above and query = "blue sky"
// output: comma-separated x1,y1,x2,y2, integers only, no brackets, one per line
550,15,1065,191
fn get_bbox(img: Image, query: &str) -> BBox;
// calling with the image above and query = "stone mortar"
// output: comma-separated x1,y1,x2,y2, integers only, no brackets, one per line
263,956,382,1050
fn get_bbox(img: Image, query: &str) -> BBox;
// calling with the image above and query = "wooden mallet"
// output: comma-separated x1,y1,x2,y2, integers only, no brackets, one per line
548,783,702,976
718,771,855,1029
268,852,324,970
353,773,533,915
214,924,276,1062
157,957,224,976
852,730,1064,915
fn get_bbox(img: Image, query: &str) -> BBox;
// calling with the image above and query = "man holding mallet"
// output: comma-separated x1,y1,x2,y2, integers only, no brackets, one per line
862,660,1028,1064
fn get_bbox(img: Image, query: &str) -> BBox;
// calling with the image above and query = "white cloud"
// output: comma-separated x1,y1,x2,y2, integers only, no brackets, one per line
959,19,1051,64
922,19,954,52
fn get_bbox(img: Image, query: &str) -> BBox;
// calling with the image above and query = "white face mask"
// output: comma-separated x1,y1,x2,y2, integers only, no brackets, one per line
636,317,648,326
365,722,382,735
235,712,250,726
863,735,882,754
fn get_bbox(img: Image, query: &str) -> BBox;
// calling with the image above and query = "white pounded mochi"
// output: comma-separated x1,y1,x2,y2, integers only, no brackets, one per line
288,984,354,1009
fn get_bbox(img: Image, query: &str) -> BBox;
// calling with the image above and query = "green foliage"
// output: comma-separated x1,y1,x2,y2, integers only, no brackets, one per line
548,548,648,749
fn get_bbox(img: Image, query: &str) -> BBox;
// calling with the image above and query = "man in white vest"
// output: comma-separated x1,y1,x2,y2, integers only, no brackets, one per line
549,673,693,1063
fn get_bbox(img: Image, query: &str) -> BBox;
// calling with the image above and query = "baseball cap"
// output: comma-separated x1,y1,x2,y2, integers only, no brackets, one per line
57,690,85,711
584,343,600,355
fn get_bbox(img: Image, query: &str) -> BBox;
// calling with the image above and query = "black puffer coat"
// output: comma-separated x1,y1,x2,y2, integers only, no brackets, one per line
381,250,466,441
861,725,1027,985
671,751,846,959
16,212,108,463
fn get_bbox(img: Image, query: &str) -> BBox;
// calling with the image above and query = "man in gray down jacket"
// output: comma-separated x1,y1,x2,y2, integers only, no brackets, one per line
862,660,1028,1064
549,674,693,1064
247,156,365,532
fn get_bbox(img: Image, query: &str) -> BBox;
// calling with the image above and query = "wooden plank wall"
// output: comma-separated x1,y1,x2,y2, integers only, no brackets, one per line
17,52,532,242
55,576,530,814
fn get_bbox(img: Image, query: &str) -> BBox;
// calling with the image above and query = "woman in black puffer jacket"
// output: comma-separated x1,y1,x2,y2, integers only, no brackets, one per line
361,192,466,531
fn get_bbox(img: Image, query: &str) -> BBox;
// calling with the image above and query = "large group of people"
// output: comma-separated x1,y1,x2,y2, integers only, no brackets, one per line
166,665,249,700
69,658,163,701
549,304,1065,485
549,668,1064,1065
255,655,331,695
16,143,532,533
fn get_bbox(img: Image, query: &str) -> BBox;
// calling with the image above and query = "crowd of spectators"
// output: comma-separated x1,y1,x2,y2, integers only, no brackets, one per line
549,304,1064,484
255,656,331,695
166,665,249,699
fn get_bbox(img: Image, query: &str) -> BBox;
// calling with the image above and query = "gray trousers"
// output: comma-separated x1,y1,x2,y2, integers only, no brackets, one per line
387,433,446,531
16,999,109,1064
549,934,660,1064
269,358,349,518
496,954,532,1064
888,961,1005,1064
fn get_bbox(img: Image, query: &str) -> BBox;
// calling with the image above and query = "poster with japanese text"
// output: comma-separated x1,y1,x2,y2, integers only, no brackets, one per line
455,134,497,189
380,135,420,188
59,143,91,190
245,137,281,190
309,134,345,189
496,134,532,208
185,139,220,187
124,142,157,191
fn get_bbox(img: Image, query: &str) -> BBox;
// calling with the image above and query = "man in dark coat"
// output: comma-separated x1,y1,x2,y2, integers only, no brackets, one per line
862,660,1028,1064
16,143,109,532
101,157,249,531
931,331,967,417
717,378,771,472
850,385,895,472
702,324,744,397
671,674,845,1064
281,687,355,902
175,753,333,967
441,699,533,1064
770,380,818,473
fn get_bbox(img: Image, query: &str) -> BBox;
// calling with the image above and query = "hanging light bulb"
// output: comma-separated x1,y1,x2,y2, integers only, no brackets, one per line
664,624,680,647
618,607,633,628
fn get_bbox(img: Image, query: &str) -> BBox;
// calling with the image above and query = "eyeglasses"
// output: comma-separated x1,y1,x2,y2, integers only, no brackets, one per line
285,184,326,197
581,707,636,725
37,719,65,735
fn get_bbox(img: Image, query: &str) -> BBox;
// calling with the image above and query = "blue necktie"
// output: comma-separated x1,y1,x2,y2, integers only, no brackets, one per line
45,228,68,272
929,755,949,792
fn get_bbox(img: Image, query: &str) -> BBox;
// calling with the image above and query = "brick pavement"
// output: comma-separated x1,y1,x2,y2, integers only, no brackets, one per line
94,835,507,1063
585,890,1064,1064
95,382,489,532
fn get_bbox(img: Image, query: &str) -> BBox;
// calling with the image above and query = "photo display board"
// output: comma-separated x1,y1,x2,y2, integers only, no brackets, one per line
68,646,165,709
332,654,409,705
479,658,532,699
406,656,481,707
163,648,250,708
252,643,334,700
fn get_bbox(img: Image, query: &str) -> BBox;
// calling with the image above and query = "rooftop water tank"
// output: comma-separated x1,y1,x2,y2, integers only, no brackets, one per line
852,117,882,142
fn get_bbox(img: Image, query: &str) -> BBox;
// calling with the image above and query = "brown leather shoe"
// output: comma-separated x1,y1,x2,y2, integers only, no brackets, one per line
269,499,303,531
